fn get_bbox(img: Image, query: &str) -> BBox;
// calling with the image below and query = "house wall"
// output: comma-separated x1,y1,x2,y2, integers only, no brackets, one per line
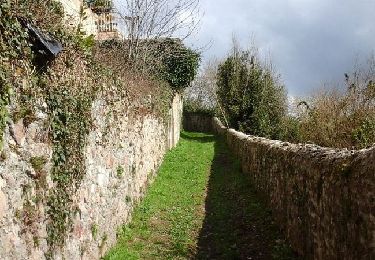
57,0,98,36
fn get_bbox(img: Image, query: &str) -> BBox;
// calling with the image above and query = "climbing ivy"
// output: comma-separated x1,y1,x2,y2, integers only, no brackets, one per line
45,71,93,251
0,70,11,149
1,0,199,256
0,0,94,253
0,0,31,149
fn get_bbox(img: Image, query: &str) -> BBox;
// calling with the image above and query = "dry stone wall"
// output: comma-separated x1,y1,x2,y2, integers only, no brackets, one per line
190,115,374,259
0,94,182,260
183,113,213,133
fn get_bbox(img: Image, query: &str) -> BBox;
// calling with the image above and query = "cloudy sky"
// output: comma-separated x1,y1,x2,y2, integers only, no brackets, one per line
186,0,375,96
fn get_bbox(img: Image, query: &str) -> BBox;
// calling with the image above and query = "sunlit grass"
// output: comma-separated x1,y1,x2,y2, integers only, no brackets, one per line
104,132,296,259
104,132,215,260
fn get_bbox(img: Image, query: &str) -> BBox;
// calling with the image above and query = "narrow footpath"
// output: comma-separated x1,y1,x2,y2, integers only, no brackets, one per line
105,132,297,260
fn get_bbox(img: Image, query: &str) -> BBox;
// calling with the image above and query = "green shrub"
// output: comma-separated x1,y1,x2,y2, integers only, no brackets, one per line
216,46,287,139
158,39,200,90
116,165,124,177
352,118,375,148
278,116,303,143
183,99,216,116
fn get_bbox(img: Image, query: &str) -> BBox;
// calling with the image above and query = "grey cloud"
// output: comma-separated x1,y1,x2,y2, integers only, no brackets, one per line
187,0,375,96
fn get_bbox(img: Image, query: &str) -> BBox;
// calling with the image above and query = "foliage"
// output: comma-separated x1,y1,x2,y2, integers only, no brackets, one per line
0,0,31,149
1,0,190,255
0,0,66,149
91,223,99,240
0,71,11,149
96,39,200,92
0,1,89,252
183,99,216,116
45,50,94,251
278,116,303,143
216,46,287,139
293,71,375,149
29,156,47,173
116,165,124,177
86,0,113,9
352,118,375,148
158,39,201,90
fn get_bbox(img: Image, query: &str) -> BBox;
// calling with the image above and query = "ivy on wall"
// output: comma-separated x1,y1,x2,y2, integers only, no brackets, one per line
0,1,31,149
1,0,200,256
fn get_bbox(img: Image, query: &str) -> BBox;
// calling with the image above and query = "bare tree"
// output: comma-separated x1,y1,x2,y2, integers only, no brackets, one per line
183,58,232,126
185,59,218,107
114,0,201,60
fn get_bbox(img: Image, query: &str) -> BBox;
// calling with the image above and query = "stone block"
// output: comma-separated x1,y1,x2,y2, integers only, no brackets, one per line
0,190,8,219
10,120,26,146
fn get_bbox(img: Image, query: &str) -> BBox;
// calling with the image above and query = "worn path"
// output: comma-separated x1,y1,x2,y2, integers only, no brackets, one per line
105,132,297,260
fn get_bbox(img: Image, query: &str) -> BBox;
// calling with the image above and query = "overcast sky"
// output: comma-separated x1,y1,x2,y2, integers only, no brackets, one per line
186,0,375,96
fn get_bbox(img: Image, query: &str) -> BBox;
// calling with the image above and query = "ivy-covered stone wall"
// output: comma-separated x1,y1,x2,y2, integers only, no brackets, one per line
0,93,182,259
186,115,375,259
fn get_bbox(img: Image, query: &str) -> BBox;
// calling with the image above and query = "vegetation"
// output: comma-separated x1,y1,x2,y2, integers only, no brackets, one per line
0,0,35,149
105,132,295,259
116,165,125,177
158,39,201,90
87,0,113,8
1,0,199,255
95,38,200,92
216,43,287,139
184,59,219,116
188,40,374,149
292,65,375,149
29,156,47,173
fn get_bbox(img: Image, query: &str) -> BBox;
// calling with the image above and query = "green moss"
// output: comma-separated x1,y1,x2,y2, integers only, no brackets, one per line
29,156,47,173
91,223,99,240
33,236,40,247
116,165,124,178
0,150,7,162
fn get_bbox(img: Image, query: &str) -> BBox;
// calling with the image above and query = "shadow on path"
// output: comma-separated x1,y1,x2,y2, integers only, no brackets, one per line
180,132,216,143
195,137,297,260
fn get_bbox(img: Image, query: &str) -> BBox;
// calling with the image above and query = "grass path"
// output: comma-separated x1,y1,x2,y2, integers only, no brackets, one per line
105,132,296,260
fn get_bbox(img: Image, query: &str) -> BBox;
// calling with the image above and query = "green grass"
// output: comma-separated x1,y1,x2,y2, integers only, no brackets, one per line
105,132,216,260
104,132,296,260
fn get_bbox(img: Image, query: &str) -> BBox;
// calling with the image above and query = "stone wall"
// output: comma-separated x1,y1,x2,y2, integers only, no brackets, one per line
0,94,182,259
189,115,375,259
183,113,213,133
